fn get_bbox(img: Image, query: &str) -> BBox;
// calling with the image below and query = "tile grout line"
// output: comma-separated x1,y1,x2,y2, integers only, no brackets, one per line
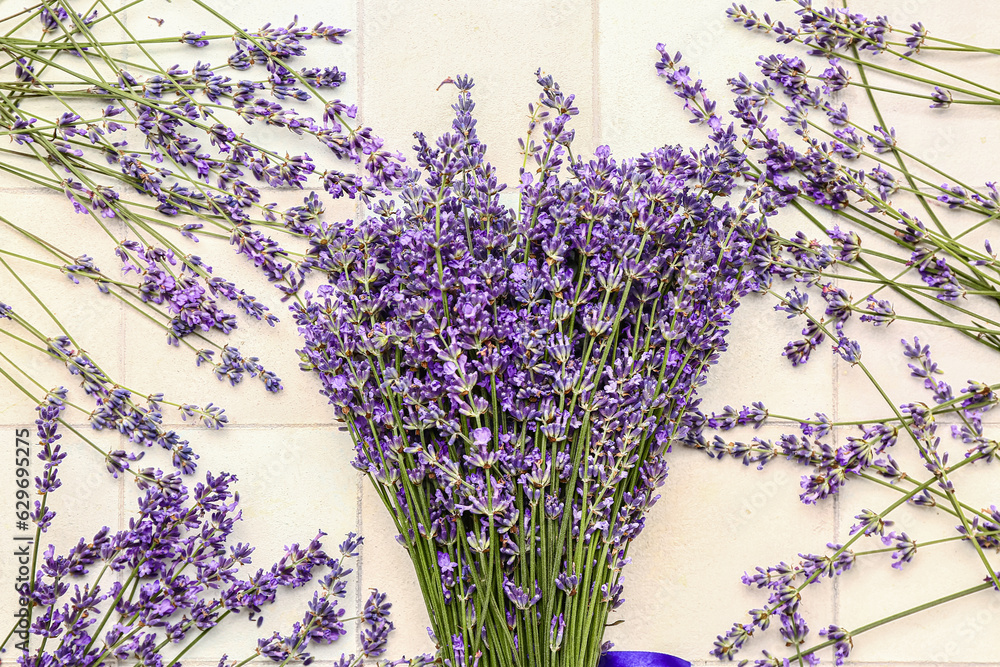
591,0,600,150
15,417,1000,429
354,0,365,655
118,0,129,590
831,209,841,628
115,0,130,541
16,418,1000,429
831,423,841,628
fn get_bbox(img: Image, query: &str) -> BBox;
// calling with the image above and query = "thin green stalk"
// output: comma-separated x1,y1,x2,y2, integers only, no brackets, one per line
786,582,994,662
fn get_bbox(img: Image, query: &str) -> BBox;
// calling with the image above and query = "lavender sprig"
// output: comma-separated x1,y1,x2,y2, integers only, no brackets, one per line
0,457,407,667
712,4,1000,361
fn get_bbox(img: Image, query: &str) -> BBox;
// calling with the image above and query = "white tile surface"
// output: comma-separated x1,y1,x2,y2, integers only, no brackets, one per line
121,426,362,662
604,425,838,661
360,480,436,659
0,192,126,419
362,0,595,184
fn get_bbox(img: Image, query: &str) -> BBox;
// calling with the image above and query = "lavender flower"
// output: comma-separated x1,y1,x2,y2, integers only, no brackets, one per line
5,460,406,667
698,330,1000,663
1,2,409,432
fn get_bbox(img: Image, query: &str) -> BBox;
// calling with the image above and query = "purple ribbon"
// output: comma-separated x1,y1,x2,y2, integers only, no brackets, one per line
599,652,691,667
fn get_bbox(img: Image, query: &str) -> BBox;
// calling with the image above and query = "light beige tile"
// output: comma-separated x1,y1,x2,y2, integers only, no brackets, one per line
0,170,52,193
0,428,124,648
598,0,803,154
834,303,1000,424
837,506,999,664
117,310,336,429
0,191,126,422
832,416,1000,663
117,0,356,79
118,426,360,549
363,0,594,185
117,217,343,427
118,0,361,180
605,424,836,660
360,480,436,660
0,7,128,194
699,292,836,419
840,541,1000,664
3,428,124,552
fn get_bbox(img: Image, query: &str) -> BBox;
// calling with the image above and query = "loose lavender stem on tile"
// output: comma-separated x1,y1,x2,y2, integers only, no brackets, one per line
0,417,419,667
661,4,1000,364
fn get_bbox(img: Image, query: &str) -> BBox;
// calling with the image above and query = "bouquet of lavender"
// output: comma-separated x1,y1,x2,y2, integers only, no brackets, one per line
295,72,780,666
1,392,410,667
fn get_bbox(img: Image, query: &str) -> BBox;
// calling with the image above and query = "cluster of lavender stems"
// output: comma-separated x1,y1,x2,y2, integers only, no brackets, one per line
721,0,1000,356
0,301,229,477
0,0,404,469
692,338,1000,667
294,65,782,666
1,390,422,667
0,0,403,448
655,2,1000,664
0,3,428,665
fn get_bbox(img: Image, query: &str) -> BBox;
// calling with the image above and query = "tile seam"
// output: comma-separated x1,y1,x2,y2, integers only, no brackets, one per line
355,0,366,656
16,418,1000,429
118,0,130,594
592,0,600,150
